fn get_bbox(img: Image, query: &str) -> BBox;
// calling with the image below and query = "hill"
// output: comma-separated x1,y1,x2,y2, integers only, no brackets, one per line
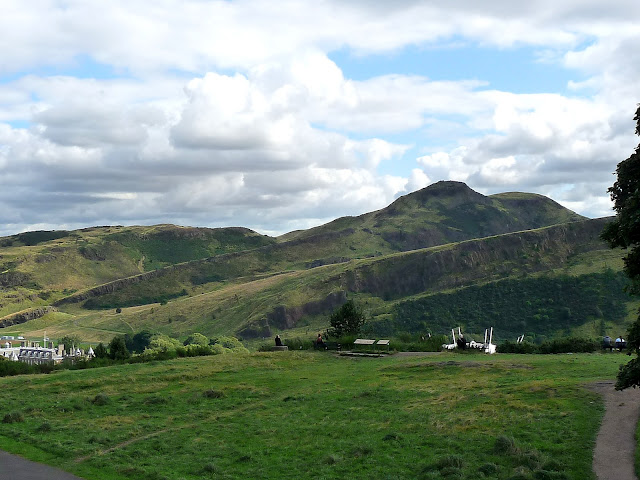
0,182,629,344
278,181,584,254
0,224,274,319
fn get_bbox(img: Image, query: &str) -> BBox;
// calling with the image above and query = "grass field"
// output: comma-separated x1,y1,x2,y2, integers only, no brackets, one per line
0,351,627,479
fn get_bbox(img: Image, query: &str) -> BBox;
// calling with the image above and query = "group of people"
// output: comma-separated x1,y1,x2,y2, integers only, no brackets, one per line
603,335,627,351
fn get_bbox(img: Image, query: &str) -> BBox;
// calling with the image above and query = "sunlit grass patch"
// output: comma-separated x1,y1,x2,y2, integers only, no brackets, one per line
0,352,625,479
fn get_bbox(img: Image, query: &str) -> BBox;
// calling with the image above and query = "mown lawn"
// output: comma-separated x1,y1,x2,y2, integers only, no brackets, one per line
0,352,627,479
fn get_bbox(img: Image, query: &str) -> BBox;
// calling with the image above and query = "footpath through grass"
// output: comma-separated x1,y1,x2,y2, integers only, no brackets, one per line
0,352,627,479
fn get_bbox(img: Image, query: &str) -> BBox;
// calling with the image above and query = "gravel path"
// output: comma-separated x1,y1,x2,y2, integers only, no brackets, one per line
0,450,84,480
591,381,640,480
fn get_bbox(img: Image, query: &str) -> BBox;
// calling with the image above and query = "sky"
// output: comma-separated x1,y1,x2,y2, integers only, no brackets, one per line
1,1,639,237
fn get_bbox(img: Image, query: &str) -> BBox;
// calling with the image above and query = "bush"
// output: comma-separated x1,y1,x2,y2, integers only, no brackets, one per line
498,337,598,354
479,463,499,475
328,300,366,338
37,422,52,432
538,337,598,354
498,341,538,354
435,454,465,469
92,393,110,406
176,344,214,357
203,389,224,399
184,333,209,346
494,435,520,455
209,336,249,353
108,336,130,360
2,412,24,423
392,334,447,352
283,337,315,351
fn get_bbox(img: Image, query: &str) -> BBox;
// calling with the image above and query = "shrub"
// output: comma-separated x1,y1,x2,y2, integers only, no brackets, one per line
351,445,373,458
202,463,219,474
498,341,538,354
328,300,366,338
37,422,52,432
436,454,465,470
183,333,209,346
203,389,224,399
324,454,341,465
92,393,110,406
209,336,249,354
108,336,130,360
479,463,499,475
537,337,598,354
498,337,598,354
2,412,24,423
282,337,315,350
494,435,519,455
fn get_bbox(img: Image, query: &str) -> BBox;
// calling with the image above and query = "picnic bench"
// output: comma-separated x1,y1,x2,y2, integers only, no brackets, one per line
353,339,390,352
354,339,376,348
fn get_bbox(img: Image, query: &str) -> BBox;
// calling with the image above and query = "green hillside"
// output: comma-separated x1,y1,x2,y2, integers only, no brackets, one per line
0,224,274,319
1,218,630,345
279,181,584,255
0,182,628,345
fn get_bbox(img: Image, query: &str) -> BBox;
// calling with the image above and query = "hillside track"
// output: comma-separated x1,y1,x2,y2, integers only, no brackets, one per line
0,450,84,479
591,381,640,480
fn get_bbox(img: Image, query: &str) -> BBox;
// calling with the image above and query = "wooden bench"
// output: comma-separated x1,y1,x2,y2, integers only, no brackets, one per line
354,339,376,349
353,338,376,349
272,345,289,351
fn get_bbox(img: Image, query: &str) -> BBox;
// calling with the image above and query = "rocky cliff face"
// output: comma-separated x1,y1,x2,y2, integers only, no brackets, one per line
337,218,609,300
0,306,58,328
238,291,348,338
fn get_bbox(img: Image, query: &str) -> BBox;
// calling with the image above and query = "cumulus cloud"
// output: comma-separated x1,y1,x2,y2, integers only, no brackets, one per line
1,1,639,235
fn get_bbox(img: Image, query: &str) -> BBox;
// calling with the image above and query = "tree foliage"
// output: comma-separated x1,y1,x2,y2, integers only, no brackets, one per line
382,271,629,339
184,333,209,346
58,335,81,353
108,336,130,360
94,343,108,359
125,330,153,353
328,300,366,338
145,334,182,353
602,104,640,389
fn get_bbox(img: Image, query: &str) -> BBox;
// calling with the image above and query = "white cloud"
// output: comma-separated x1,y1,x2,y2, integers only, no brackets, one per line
1,1,639,236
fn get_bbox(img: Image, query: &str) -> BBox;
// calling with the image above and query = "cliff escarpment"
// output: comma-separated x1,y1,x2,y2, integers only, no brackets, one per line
0,306,58,328
337,218,610,300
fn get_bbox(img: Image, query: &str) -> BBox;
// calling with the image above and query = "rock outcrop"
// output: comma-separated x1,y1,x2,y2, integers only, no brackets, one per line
0,306,58,328
238,291,348,338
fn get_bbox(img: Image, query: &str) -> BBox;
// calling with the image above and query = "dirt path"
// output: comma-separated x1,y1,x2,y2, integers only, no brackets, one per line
591,381,640,480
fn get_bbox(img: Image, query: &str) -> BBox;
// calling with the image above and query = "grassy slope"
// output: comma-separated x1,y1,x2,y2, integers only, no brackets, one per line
279,181,584,253
0,352,627,479
0,183,617,344
1,219,629,345
0,182,586,320
0,225,275,318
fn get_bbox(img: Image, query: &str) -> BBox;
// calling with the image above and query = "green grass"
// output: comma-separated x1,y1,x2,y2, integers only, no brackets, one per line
0,352,627,479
